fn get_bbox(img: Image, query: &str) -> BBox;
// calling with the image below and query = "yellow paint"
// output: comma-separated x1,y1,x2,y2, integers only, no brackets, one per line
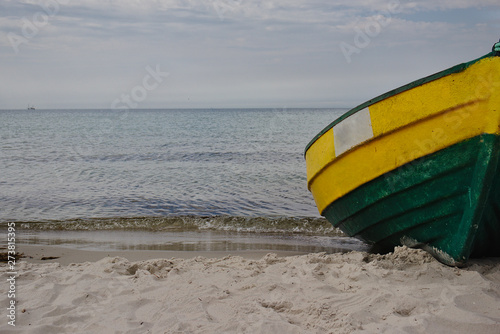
310,101,499,213
369,56,500,138
306,56,500,214
305,128,335,182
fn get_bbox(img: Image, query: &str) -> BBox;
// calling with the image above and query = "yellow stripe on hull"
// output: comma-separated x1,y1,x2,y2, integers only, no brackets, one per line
306,55,500,215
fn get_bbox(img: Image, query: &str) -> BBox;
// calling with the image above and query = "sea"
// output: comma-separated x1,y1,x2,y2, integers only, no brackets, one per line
0,108,368,254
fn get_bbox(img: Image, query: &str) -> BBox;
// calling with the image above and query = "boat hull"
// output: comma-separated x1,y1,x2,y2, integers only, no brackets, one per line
323,134,500,266
305,52,500,266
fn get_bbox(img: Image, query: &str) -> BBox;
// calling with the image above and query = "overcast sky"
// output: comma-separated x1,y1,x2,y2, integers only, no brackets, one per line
1,0,499,109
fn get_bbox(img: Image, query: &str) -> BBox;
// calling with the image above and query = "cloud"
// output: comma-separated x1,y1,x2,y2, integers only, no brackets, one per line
401,0,500,11
1,0,499,109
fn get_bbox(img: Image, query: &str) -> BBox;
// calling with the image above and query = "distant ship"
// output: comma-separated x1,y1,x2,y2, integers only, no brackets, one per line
27,105,35,110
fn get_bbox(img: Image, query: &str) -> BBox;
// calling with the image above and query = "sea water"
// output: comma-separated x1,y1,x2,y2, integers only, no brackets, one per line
0,108,368,253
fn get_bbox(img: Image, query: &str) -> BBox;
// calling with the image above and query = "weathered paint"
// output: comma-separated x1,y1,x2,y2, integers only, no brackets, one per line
305,128,334,183
305,51,497,154
332,108,373,156
306,54,500,214
309,98,500,214
322,134,500,266
305,49,500,265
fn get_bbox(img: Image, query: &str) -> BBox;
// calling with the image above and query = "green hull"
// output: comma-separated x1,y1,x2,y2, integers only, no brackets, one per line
323,134,500,266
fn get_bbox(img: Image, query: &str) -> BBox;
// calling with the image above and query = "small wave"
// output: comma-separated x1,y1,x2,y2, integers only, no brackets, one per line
2,216,344,235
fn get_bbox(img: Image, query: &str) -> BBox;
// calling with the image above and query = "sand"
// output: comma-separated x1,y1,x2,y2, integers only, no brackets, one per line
1,246,499,333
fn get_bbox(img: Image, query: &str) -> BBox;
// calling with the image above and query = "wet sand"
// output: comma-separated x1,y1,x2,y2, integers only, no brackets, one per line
17,244,307,265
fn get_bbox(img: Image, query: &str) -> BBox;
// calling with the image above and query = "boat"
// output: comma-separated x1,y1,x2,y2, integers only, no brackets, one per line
27,105,35,110
305,40,500,266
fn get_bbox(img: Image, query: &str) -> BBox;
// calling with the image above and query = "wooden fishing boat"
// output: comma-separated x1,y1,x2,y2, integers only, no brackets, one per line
305,41,500,266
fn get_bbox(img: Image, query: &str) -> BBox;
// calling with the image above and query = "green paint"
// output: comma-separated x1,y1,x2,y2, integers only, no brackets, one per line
322,135,500,266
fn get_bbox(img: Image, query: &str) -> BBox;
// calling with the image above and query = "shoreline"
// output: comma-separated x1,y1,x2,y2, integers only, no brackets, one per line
8,228,369,266
16,244,309,266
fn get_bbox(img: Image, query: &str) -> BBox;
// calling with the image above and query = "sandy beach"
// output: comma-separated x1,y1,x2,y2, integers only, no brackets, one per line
1,245,499,333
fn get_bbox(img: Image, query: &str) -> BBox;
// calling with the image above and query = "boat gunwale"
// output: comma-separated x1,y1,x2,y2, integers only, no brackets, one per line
304,51,497,156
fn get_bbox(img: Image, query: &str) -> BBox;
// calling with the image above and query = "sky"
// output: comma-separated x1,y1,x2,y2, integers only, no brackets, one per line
0,0,499,109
